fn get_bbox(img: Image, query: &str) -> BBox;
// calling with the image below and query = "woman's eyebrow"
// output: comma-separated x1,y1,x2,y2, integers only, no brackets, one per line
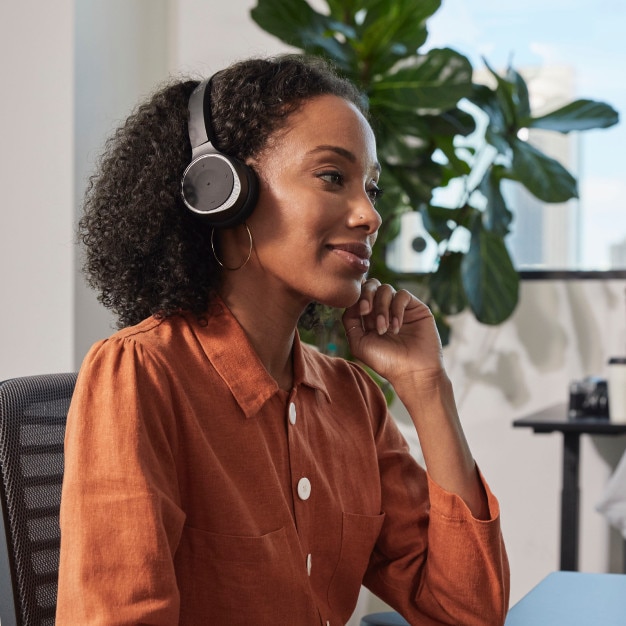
306,145,381,173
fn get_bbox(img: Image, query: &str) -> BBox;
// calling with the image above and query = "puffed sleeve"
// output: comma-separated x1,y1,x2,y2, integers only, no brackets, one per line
354,367,510,625
56,337,186,625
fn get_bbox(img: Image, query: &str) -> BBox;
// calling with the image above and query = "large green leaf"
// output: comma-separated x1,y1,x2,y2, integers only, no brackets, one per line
483,58,517,128
325,0,358,16
373,132,443,208
355,0,441,76
507,138,578,202
368,48,473,114
358,0,441,33
371,108,432,150
427,108,476,137
479,165,513,235
383,159,444,206
430,252,467,315
423,204,468,242
461,222,519,324
375,107,475,157
507,66,531,120
251,0,353,67
526,99,619,133
470,84,511,154
433,135,471,179
370,107,475,163
380,138,430,170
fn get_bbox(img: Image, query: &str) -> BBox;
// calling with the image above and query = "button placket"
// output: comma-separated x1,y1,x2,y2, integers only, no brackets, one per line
285,391,316,594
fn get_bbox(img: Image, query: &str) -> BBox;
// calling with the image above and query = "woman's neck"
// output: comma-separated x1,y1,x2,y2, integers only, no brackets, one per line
219,284,303,392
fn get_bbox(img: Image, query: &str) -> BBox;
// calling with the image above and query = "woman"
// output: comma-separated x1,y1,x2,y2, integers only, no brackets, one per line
57,55,509,625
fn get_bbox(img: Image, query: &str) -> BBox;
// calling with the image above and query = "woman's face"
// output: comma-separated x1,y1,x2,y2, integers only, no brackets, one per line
243,94,382,311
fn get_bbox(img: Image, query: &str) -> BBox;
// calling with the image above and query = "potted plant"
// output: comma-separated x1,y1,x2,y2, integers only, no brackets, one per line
251,0,619,347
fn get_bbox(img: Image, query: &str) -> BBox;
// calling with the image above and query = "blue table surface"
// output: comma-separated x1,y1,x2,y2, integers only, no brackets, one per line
504,571,626,625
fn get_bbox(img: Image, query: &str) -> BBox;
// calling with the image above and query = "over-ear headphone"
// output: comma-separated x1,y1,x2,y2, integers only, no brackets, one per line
181,77,258,228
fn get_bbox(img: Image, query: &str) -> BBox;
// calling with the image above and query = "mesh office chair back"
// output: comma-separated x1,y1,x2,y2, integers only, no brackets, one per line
0,373,77,626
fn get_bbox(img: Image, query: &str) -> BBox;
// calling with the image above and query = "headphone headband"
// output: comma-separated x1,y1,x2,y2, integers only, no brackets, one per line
187,79,215,152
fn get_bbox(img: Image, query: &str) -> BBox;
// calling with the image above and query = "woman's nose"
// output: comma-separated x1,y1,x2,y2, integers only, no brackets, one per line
347,193,382,235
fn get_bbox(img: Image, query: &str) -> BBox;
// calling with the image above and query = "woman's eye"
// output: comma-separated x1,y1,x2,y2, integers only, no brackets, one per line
367,185,384,203
317,171,344,186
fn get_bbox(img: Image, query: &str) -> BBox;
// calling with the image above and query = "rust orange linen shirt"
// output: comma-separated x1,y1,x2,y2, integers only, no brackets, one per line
57,299,509,625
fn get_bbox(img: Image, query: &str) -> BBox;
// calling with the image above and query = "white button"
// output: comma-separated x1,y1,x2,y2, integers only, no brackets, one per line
288,402,297,425
297,477,311,500
306,553,312,576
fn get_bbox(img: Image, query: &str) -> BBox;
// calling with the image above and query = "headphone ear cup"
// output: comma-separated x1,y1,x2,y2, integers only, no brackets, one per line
181,153,258,228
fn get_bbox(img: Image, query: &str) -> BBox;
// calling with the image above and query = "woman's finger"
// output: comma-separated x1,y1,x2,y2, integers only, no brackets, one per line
368,283,396,334
357,278,381,316
388,288,414,334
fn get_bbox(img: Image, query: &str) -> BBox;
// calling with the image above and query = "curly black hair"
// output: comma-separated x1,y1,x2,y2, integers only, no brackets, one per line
79,54,367,328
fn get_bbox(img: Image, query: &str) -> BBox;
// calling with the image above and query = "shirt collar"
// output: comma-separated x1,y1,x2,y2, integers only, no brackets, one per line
192,298,330,418
293,331,331,404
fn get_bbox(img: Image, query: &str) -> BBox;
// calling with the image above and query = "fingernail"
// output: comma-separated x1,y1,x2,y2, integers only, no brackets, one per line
377,315,387,335
392,316,400,334
359,299,370,315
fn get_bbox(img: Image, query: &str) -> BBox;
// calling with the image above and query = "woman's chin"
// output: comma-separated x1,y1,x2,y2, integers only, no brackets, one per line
316,286,362,310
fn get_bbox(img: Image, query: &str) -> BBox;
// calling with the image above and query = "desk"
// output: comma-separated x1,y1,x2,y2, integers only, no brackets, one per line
513,404,626,571
504,571,626,625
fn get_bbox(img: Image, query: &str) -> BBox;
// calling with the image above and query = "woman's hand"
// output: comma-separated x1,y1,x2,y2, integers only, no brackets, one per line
342,278,445,386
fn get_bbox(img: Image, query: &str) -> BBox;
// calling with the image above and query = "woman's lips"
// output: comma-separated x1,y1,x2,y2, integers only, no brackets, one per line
327,242,371,273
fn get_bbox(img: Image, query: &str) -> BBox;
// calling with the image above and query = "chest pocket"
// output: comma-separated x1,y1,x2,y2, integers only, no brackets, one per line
327,511,386,621
175,525,317,625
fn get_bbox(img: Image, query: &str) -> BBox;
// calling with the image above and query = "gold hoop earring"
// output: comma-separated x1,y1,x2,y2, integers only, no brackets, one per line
211,223,253,271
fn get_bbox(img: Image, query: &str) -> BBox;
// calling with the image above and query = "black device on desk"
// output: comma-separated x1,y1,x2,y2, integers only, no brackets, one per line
568,377,609,419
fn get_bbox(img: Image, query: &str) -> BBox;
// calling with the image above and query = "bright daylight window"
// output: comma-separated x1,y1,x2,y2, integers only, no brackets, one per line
387,0,625,274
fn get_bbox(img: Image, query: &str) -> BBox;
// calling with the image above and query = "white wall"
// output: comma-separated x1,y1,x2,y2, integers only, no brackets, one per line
2,0,625,619
172,0,293,75
0,1,75,380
